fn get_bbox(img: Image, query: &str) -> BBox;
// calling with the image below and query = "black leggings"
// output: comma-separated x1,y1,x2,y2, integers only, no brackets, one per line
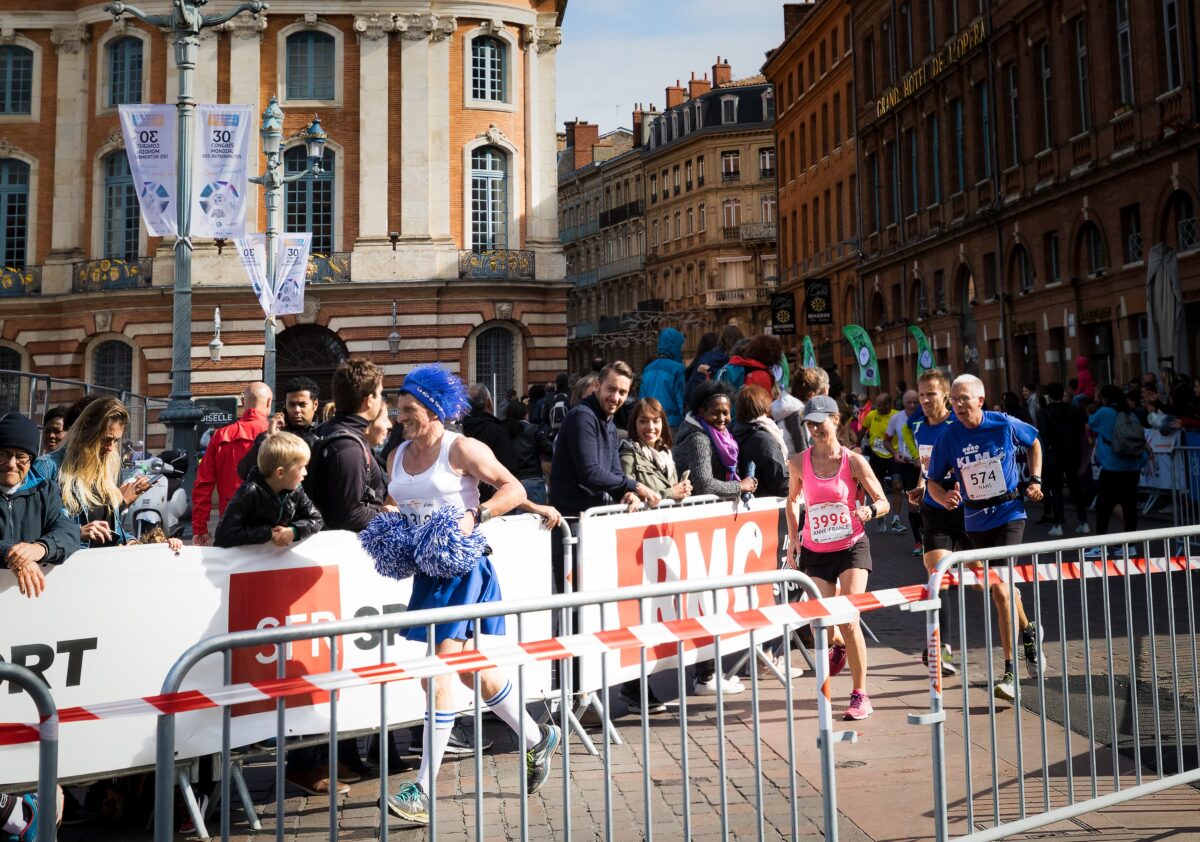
1095,469,1140,536
1044,457,1088,525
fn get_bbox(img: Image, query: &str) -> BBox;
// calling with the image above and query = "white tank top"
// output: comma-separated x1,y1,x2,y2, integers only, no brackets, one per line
388,431,480,528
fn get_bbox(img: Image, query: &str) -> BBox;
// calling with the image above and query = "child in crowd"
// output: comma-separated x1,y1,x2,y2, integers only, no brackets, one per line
214,432,323,548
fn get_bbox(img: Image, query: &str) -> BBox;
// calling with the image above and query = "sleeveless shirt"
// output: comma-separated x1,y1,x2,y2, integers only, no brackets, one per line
388,431,480,528
800,447,865,552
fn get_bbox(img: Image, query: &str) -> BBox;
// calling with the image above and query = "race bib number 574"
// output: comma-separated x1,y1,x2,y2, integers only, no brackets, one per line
963,457,1007,501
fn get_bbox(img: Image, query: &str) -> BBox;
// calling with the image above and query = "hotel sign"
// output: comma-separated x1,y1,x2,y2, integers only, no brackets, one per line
875,17,987,119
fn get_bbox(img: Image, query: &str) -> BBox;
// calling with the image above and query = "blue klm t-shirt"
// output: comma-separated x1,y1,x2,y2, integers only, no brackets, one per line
926,411,1039,532
907,408,957,511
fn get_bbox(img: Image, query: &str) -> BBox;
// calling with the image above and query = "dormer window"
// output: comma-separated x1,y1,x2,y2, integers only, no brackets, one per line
721,95,738,124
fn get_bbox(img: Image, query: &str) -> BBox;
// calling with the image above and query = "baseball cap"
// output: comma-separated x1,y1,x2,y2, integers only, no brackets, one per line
801,395,839,424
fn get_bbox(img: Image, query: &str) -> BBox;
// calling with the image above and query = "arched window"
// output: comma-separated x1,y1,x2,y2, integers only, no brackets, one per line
286,31,335,101
107,37,143,107
0,46,33,115
104,152,140,262
0,347,21,413
1165,190,1197,252
471,36,506,102
869,290,886,326
285,146,335,255
0,159,30,268
92,340,133,395
470,146,508,250
1011,245,1034,292
1076,222,1107,276
476,326,514,404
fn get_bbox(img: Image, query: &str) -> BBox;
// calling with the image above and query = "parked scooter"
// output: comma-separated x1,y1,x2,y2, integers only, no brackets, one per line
123,451,190,541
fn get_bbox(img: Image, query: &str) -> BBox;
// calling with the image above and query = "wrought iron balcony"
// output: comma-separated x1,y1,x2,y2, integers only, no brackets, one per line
722,170,741,182
740,222,777,242
760,167,776,180
0,265,41,297
72,257,152,292
307,252,352,284
459,249,536,281
705,287,770,307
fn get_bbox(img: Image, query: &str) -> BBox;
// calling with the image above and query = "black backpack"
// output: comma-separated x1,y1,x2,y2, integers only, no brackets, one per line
1109,410,1146,459
307,428,380,507
543,391,570,440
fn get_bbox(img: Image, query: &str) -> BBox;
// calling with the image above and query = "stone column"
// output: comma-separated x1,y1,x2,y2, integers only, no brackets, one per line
426,16,456,244
44,26,91,295
226,16,265,231
396,13,433,242
354,14,393,243
523,24,565,281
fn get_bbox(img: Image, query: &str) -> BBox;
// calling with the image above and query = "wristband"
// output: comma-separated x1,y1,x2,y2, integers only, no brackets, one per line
867,503,878,520
1028,475,1042,485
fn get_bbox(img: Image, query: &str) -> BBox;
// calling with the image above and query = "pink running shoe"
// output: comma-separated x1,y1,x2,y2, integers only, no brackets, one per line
828,644,848,678
843,689,873,721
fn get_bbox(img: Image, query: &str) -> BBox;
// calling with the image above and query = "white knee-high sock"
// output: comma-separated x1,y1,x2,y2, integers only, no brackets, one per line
415,710,455,793
484,680,540,750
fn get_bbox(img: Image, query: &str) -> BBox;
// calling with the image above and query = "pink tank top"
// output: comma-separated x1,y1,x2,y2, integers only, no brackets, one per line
800,448,865,552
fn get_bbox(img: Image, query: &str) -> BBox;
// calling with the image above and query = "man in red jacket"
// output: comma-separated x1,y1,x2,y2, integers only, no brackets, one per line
192,382,272,545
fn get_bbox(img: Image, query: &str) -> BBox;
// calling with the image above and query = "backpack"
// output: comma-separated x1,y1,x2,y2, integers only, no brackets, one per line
307,428,379,505
1110,410,1146,459
544,392,570,439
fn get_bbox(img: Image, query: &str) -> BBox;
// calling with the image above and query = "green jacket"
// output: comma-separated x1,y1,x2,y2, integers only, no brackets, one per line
619,440,678,498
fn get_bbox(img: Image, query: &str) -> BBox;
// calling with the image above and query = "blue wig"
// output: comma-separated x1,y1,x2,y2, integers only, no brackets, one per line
359,512,420,580
400,364,471,424
415,506,488,579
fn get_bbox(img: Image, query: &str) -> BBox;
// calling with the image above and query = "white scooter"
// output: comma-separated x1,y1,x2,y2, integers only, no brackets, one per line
123,453,190,541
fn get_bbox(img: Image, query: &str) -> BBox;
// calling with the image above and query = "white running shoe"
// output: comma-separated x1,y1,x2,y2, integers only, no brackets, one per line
1047,524,1064,537
694,674,746,695
1074,523,1091,535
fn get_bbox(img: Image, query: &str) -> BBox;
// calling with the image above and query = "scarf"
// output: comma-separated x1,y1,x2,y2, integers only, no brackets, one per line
636,441,676,482
700,418,740,481
752,415,789,460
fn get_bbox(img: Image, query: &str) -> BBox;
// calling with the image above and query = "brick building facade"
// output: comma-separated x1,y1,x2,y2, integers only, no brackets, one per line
0,2,569,445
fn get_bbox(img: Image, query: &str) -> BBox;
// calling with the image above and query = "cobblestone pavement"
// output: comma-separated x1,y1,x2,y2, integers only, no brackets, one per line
57,506,1200,840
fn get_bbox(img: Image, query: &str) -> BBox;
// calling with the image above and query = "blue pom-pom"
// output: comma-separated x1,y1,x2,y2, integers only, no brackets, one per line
359,512,420,580
414,506,487,579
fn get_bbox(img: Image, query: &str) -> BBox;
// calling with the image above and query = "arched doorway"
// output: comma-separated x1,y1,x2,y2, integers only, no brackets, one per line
474,325,516,405
274,325,349,410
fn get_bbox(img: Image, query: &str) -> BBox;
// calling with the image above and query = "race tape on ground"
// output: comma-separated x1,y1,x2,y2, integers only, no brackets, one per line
0,584,929,747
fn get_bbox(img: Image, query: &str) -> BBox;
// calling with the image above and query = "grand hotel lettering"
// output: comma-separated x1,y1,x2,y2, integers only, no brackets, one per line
876,18,988,119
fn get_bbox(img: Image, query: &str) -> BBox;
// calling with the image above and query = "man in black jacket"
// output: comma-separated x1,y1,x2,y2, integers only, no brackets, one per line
236,376,321,482
0,412,80,598
463,384,516,502
1038,382,1090,537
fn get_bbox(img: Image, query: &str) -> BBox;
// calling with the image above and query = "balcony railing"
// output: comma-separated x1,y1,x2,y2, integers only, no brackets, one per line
1111,109,1136,153
307,252,352,284
740,222,777,242
0,265,41,297
458,249,536,280
705,287,770,307
72,257,152,292
568,269,600,288
597,254,644,281
721,170,741,183
722,226,740,240
760,167,776,180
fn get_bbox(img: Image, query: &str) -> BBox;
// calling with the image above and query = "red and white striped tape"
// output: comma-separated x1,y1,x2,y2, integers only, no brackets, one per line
944,554,1199,587
0,584,926,746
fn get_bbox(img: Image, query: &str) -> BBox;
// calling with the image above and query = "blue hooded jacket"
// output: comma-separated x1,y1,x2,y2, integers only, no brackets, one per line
639,328,687,428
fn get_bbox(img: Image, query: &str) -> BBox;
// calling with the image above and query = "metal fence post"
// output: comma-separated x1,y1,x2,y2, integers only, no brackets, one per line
0,663,59,842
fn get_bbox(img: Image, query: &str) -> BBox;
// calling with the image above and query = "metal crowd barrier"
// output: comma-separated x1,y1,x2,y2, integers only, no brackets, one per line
1169,446,1200,531
0,663,59,842
915,524,1200,842
152,569,848,842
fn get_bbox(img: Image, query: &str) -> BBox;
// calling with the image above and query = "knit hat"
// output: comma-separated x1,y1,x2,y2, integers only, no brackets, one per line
399,364,471,424
0,412,40,457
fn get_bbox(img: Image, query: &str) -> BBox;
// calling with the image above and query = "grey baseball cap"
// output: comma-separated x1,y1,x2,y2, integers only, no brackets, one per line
802,395,839,423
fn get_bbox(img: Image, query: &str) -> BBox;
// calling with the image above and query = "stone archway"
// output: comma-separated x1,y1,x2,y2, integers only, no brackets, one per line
274,324,349,409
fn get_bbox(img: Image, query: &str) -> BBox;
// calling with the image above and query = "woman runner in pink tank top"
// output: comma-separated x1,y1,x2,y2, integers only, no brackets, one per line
784,395,891,721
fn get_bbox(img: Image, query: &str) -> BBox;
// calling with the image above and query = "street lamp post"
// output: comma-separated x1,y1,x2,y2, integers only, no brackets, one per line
250,95,327,396
104,0,267,507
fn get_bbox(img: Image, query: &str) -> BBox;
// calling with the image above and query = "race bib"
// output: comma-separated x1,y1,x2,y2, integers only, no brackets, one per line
962,457,1007,501
871,436,889,457
918,444,934,478
396,499,436,529
808,501,854,543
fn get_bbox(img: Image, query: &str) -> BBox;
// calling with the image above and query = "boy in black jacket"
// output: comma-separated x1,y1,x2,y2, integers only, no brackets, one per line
214,432,323,548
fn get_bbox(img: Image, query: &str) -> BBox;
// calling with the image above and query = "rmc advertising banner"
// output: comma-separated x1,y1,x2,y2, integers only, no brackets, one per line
0,520,553,786
573,498,789,691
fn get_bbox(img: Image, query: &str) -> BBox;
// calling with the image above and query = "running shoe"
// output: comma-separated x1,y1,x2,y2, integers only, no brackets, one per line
890,516,908,534
178,794,209,835
1047,524,1063,537
828,644,848,678
843,689,873,720
1021,623,1047,678
6,794,39,842
384,781,429,825
759,652,805,680
1084,545,1124,561
526,723,561,794
693,674,746,695
619,685,668,714
993,670,1016,703
1074,523,1091,535
921,642,960,676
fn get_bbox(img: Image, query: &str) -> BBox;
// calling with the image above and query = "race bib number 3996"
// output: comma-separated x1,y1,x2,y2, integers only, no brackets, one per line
808,501,854,543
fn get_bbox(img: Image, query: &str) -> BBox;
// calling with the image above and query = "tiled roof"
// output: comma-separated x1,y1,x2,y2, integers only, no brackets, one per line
719,74,767,88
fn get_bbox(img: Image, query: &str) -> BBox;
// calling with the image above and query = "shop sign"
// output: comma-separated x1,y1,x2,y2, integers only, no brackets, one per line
876,17,987,118
1080,307,1112,325
771,293,796,335
804,278,832,325
1012,319,1037,335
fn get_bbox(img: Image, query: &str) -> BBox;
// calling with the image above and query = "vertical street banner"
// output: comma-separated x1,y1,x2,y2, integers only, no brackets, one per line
118,105,177,237
842,325,881,386
193,104,252,238
908,325,936,378
770,293,796,335
804,278,832,325
270,233,312,317
801,335,817,369
235,233,271,315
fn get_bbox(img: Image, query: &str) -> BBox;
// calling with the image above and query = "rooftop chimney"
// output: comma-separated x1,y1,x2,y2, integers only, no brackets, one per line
564,119,600,170
783,3,814,34
632,103,646,148
665,80,686,109
688,71,712,99
712,56,732,87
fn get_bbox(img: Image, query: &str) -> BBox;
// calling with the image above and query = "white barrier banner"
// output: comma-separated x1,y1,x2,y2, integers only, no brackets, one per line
192,104,252,238
117,104,177,237
574,498,788,691
0,520,553,786
1140,429,1180,491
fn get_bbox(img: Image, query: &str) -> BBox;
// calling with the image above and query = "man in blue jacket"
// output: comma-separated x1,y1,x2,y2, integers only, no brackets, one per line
640,327,687,430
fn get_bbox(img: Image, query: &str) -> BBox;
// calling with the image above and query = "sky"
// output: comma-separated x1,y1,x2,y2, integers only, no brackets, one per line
556,0,782,132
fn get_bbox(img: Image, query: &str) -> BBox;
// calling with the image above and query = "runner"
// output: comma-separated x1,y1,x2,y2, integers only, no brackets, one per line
378,364,560,826
926,374,1048,703
786,395,891,720
906,371,966,676
887,388,924,555
859,392,906,535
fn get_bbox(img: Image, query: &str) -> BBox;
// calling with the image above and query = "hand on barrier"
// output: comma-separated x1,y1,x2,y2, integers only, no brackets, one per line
622,491,644,512
192,532,210,547
80,520,114,544
634,482,662,508
270,525,295,547
670,479,693,500
6,551,47,598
